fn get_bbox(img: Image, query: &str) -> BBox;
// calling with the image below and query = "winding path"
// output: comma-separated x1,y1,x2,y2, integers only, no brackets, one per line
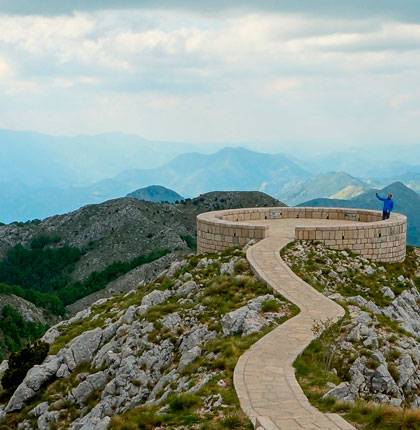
233,219,357,430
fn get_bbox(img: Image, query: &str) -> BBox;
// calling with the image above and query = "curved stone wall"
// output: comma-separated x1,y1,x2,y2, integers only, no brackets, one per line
197,207,407,263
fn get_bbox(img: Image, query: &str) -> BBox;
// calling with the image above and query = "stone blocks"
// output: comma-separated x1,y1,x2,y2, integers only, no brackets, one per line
197,207,407,263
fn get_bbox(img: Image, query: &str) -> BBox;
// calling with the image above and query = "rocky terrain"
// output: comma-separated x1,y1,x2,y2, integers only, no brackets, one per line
283,242,420,412
0,249,297,429
0,295,52,326
0,191,283,281
0,191,283,361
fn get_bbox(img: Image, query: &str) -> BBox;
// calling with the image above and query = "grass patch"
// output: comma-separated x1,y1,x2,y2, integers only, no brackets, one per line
261,299,280,313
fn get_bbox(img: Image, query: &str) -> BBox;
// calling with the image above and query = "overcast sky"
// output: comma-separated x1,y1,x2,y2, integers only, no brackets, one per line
0,0,419,151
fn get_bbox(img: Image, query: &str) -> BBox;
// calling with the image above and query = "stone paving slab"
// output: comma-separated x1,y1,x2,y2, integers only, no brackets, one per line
233,219,357,430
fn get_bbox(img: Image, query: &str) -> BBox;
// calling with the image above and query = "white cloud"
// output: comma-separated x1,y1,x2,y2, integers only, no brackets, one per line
0,9,419,147
0,57,11,77
263,78,301,96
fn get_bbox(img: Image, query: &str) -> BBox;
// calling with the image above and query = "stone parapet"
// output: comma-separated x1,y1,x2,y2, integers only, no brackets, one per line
197,207,407,263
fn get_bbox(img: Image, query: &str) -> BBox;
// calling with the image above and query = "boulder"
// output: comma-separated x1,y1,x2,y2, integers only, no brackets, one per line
220,258,240,276
176,280,198,298
6,356,62,412
322,382,354,402
161,312,182,331
141,290,172,307
180,325,215,352
70,371,108,405
60,327,103,371
29,402,49,417
178,346,202,370
40,327,61,345
166,260,184,278
396,354,417,390
382,288,420,337
221,296,276,336
381,287,395,300
371,364,401,397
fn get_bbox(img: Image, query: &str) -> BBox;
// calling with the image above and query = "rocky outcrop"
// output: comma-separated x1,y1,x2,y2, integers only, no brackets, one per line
0,294,53,325
66,252,182,315
1,251,293,429
284,242,420,409
382,288,420,337
221,294,282,336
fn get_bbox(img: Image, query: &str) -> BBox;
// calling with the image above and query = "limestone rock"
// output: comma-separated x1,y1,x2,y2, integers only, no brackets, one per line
180,325,215,352
161,312,182,331
382,288,420,337
141,290,172,307
176,280,198,298
60,327,103,371
29,402,49,417
322,382,354,402
221,295,278,336
381,287,395,300
178,346,202,370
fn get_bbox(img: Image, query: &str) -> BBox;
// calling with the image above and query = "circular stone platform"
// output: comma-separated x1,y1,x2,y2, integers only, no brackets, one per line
197,207,407,263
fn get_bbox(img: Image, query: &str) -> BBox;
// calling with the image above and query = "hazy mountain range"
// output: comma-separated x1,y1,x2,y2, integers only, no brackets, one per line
282,172,369,206
0,129,203,187
0,129,419,228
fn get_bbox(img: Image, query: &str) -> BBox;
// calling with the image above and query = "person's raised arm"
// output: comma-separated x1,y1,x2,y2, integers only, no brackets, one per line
376,192,385,201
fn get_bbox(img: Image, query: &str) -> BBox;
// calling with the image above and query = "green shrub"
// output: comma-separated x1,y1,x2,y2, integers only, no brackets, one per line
0,305,47,360
261,299,280,313
30,234,61,250
168,393,200,412
1,340,49,394
180,235,197,251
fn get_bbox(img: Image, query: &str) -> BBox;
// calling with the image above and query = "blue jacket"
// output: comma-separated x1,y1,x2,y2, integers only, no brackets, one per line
376,193,394,212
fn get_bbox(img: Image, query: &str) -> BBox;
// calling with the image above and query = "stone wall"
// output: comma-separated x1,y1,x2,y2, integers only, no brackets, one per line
197,207,407,263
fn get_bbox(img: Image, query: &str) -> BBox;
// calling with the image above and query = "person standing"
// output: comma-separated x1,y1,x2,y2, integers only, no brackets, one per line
376,192,394,220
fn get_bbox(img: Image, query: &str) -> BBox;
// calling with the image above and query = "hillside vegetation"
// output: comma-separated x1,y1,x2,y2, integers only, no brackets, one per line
283,242,420,430
0,249,297,429
0,191,283,359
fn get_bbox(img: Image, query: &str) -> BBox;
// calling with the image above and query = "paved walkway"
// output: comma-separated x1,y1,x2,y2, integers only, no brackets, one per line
234,219,357,430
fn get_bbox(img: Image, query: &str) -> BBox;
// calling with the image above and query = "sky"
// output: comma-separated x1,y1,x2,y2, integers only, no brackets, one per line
0,0,420,151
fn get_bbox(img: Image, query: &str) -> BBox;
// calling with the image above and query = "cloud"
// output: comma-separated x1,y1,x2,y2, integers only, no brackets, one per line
0,7,419,147
263,78,301,96
1,0,420,23
0,57,11,77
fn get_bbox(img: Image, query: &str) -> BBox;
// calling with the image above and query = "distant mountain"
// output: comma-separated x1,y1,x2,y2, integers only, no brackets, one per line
374,165,420,194
127,185,184,203
281,172,368,206
299,145,420,178
0,129,200,187
114,147,311,199
0,147,308,223
299,182,420,246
